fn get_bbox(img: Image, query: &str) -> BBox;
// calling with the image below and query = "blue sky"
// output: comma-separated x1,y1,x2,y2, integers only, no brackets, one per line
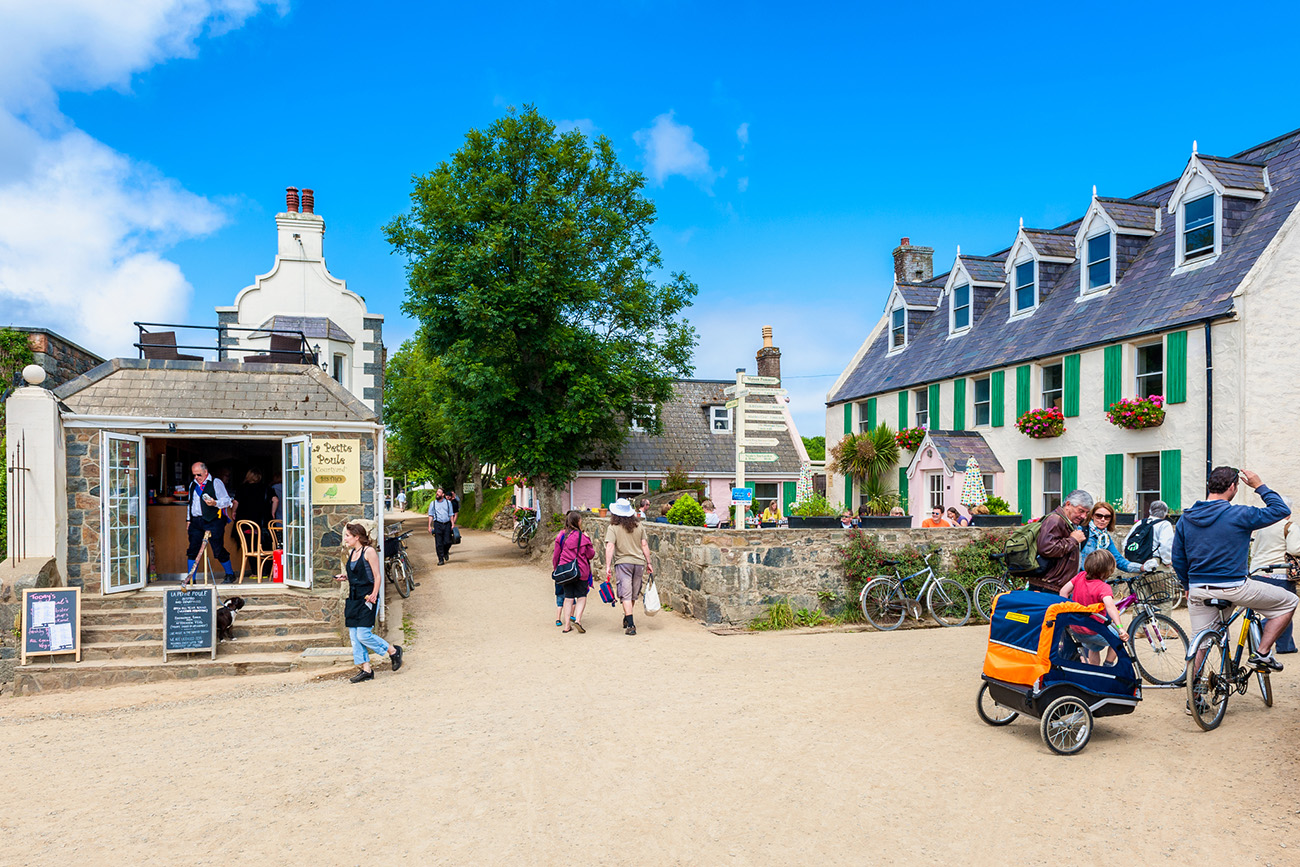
3,1,1300,438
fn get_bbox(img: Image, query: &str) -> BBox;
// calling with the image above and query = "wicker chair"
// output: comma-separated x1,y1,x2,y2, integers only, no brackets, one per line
235,520,274,583
140,331,202,361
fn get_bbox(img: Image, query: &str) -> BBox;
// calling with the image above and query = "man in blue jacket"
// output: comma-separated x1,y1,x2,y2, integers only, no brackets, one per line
1173,467,1295,670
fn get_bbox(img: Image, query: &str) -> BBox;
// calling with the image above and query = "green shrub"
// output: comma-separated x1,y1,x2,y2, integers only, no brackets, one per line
749,598,796,630
794,607,829,627
947,532,1013,589
788,493,839,517
985,496,1014,515
838,531,928,620
666,494,705,526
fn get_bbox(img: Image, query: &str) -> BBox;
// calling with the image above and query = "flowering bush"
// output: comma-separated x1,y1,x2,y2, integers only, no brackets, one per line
513,507,536,521
1015,407,1065,438
895,426,926,451
1107,395,1165,429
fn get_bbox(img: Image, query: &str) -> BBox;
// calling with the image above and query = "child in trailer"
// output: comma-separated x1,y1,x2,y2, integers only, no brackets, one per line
1060,550,1130,667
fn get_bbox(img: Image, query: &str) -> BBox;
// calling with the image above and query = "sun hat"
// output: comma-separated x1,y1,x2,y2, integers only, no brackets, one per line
609,498,636,517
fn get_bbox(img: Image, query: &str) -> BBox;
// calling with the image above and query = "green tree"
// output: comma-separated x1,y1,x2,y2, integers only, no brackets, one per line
802,435,825,462
829,425,902,515
383,340,478,501
385,106,697,525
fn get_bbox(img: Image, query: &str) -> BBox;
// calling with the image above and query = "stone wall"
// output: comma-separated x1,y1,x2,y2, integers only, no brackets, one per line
20,329,104,390
0,557,61,690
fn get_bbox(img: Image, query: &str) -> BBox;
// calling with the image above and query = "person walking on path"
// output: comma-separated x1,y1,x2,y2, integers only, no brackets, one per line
1173,467,1296,670
335,522,403,683
1249,497,1300,654
604,498,654,636
396,490,407,512
427,487,456,565
553,510,595,633
1032,489,1093,594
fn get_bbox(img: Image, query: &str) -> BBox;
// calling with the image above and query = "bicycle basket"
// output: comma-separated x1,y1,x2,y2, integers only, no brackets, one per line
1130,572,1178,605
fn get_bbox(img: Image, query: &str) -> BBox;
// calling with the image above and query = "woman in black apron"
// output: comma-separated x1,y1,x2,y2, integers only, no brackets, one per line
334,522,403,683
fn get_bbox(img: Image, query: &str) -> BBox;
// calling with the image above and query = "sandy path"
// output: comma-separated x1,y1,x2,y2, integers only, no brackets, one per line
2,525,1299,865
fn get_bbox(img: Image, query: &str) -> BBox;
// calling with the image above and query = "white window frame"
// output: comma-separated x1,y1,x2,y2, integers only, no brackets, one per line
928,472,944,511
754,482,779,504
1041,362,1064,411
949,283,971,334
1011,259,1037,316
857,401,872,433
1176,189,1220,269
1135,453,1161,519
973,376,991,427
981,473,994,499
1042,459,1063,516
710,405,732,433
629,404,657,433
617,480,646,498
889,305,907,351
914,387,929,428
1084,230,1113,293
332,353,347,387
1135,342,1164,400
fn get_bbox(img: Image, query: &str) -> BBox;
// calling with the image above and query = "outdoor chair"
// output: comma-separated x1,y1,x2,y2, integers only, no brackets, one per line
235,520,274,583
244,333,309,365
139,331,203,361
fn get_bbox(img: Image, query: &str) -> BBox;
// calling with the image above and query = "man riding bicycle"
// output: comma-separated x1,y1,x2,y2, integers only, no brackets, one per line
1172,467,1296,671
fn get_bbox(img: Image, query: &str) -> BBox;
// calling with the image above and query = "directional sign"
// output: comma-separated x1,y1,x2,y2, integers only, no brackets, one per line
743,386,787,396
741,437,778,446
722,386,750,397
742,409,784,418
740,375,780,385
745,423,787,431
724,398,741,409
738,452,779,462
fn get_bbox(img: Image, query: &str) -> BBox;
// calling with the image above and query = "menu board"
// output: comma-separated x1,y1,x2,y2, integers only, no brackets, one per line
22,587,81,664
163,587,216,660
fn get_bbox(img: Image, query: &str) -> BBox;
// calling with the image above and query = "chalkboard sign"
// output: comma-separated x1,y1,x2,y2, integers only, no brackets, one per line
22,587,81,664
163,587,216,660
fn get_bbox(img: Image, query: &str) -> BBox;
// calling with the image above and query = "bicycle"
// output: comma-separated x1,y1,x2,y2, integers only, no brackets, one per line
384,529,416,598
971,554,1028,621
859,547,971,630
1185,564,1286,731
1106,571,1188,686
513,510,539,548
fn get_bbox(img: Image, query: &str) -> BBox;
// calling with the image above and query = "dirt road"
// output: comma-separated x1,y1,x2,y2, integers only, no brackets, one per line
2,525,1298,865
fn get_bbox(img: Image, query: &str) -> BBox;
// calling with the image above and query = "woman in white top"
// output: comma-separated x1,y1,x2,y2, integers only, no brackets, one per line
1250,496,1300,653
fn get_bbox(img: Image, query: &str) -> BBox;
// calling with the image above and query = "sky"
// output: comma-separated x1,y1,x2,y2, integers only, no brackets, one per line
3,0,1300,439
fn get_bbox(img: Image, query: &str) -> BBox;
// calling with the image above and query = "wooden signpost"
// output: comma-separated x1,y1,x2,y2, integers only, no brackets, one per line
163,586,217,661
731,368,791,527
21,587,81,665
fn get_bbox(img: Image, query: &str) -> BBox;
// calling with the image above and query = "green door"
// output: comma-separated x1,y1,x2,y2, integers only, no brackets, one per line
600,479,616,508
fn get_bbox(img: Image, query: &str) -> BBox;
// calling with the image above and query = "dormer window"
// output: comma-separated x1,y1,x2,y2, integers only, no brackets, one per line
1014,261,1035,312
951,284,970,332
891,306,906,349
710,406,732,433
1183,194,1215,260
1085,231,1112,291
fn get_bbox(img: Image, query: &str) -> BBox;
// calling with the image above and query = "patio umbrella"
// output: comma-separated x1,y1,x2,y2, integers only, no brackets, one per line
959,456,987,508
795,461,813,506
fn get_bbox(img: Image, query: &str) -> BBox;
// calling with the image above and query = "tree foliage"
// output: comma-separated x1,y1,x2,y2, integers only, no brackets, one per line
383,339,477,496
802,435,825,462
385,106,697,496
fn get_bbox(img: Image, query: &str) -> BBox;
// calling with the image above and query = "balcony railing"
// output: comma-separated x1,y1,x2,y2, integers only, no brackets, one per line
133,322,320,366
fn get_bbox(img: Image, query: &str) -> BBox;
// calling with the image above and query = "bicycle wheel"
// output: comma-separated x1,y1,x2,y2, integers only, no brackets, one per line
860,578,906,631
516,524,534,549
1127,613,1188,685
973,577,1009,621
976,682,1018,726
927,577,971,627
1186,632,1229,732
388,558,412,598
1040,695,1092,755
1257,670,1273,707
399,553,416,594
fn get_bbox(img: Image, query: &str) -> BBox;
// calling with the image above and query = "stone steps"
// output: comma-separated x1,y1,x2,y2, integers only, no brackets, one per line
79,631,341,661
82,617,329,644
82,603,302,626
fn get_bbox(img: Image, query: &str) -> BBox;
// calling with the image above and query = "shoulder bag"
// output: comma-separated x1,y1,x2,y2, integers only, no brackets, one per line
551,531,583,584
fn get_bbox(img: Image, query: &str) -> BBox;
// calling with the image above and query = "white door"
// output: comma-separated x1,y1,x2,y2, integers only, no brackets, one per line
101,432,147,594
281,436,313,589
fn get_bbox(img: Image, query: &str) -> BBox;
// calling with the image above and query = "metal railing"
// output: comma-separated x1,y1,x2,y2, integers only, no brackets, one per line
7,433,28,562
133,322,319,366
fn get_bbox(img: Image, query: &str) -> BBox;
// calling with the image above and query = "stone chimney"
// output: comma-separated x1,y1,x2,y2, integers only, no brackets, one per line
892,237,933,284
756,325,781,381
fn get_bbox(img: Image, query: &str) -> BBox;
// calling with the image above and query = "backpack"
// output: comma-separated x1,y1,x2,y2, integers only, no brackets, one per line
1003,518,1050,576
1124,520,1159,563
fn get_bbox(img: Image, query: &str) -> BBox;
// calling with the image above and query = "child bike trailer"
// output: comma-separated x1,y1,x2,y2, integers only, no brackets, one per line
976,590,1142,755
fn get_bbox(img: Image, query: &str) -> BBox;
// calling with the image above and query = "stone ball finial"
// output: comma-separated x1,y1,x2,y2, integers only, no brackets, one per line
22,364,46,385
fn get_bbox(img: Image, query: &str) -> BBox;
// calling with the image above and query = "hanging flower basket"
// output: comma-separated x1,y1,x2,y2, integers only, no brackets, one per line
1107,395,1166,430
1015,407,1065,439
895,426,926,451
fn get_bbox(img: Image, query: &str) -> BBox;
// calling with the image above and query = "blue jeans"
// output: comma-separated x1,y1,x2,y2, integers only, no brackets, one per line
349,625,391,665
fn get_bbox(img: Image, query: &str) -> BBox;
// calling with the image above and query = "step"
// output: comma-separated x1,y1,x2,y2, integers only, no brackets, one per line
78,631,343,661
82,618,330,644
83,603,304,627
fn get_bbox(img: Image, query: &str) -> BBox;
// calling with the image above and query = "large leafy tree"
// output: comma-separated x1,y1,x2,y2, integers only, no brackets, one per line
385,106,697,517
383,339,477,499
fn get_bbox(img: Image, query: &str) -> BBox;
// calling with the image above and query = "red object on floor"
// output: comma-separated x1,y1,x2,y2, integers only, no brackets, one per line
272,549,284,582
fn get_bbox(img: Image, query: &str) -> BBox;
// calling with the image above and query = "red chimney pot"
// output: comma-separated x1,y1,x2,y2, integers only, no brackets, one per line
286,187,300,212
900,237,910,246
301,188,315,214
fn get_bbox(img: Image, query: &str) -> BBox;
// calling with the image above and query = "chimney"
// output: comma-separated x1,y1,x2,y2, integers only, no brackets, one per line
285,186,300,212
756,325,781,382
892,236,933,284
301,188,315,214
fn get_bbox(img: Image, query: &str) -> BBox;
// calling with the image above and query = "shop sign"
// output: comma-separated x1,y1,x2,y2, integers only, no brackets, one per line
311,439,361,505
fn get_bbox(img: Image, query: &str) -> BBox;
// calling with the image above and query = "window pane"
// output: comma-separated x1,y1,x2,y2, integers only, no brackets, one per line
954,285,969,306
1043,365,1062,391
1016,261,1034,288
893,308,905,328
954,306,969,329
974,378,989,401
755,483,778,501
1088,259,1110,289
1016,284,1034,310
1087,233,1109,264
974,404,989,426
1137,344,1162,374
1185,194,1213,226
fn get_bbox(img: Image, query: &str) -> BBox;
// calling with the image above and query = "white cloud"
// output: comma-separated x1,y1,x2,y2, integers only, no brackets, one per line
633,111,713,188
0,0,281,353
736,122,749,146
737,177,749,193
556,118,597,138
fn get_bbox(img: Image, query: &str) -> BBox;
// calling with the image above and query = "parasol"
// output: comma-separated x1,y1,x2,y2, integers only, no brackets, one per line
959,456,988,508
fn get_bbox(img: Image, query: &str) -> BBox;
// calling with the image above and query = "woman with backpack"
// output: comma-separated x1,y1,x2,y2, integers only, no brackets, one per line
1080,502,1140,574
552,510,595,633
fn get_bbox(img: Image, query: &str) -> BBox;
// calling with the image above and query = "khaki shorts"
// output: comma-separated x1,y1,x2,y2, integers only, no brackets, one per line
1188,579,1299,634
614,563,644,602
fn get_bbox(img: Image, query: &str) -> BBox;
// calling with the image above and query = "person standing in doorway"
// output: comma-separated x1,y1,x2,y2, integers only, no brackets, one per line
427,487,456,565
334,523,402,683
604,498,654,636
187,462,237,584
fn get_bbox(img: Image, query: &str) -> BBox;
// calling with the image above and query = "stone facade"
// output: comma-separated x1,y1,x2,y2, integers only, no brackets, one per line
14,328,104,390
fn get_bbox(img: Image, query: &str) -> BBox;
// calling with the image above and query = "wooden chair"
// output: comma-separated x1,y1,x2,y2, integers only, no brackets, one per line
267,519,283,550
235,520,274,583
243,333,309,365
140,330,202,361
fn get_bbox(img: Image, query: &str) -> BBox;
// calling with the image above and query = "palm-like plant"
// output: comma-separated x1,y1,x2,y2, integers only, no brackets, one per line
830,424,903,515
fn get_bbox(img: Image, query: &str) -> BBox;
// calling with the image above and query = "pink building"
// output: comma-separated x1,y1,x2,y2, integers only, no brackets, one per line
904,430,1005,526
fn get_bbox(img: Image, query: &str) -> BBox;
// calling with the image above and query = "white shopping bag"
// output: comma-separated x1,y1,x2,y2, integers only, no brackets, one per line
643,577,661,616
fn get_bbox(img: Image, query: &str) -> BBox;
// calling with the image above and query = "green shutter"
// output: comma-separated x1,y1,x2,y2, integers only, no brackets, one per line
898,467,908,512
1063,354,1081,417
1015,365,1030,419
1167,331,1188,404
600,479,616,507
1105,454,1124,505
866,397,877,430
1017,459,1032,522
1161,449,1182,511
952,378,966,431
843,403,853,435
1103,344,1122,411
928,383,941,429
845,476,853,512
898,390,909,430
648,480,661,492
782,481,797,513
991,370,1006,427
1062,455,1078,496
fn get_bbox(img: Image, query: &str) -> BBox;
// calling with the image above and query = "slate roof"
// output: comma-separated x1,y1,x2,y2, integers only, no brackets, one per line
959,255,1007,283
586,380,803,475
1198,155,1269,193
1096,198,1160,234
1022,229,1077,260
919,431,1005,474
830,128,1300,404
897,284,940,307
54,359,378,422
258,315,354,343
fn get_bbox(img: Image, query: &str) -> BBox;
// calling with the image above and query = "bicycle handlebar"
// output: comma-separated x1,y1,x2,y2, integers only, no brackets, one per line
1249,563,1288,576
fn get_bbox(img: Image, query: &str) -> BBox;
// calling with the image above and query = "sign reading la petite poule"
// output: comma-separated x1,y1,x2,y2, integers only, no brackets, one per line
311,439,361,505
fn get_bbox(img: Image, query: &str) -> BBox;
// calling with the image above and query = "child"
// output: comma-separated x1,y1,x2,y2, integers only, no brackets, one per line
1060,549,1130,666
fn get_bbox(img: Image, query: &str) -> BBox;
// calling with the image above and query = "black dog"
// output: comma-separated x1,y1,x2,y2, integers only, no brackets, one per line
217,597,246,642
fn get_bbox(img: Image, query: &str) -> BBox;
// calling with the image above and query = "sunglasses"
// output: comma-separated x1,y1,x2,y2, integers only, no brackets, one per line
1094,513,1113,520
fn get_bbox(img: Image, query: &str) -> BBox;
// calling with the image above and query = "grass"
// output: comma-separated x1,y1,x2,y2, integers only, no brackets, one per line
453,486,514,531
401,611,417,647
749,598,796,631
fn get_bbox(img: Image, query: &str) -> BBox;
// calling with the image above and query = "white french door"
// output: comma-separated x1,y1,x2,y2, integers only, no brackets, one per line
281,435,313,588
101,432,147,594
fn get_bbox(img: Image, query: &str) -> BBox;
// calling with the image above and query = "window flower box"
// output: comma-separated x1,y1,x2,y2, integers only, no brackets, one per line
1106,395,1166,430
895,426,926,452
1015,407,1065,439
